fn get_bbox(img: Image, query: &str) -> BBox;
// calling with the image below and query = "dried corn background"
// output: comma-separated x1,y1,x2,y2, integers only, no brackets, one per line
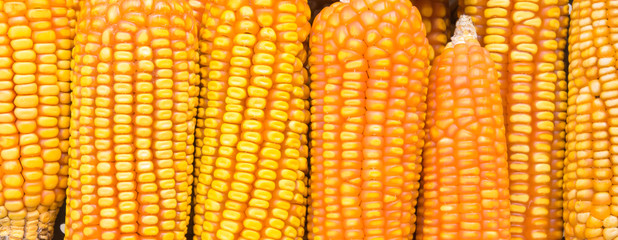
0,0,582,239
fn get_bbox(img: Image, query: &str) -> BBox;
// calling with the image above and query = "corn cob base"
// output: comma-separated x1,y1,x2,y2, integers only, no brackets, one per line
0,209,59,240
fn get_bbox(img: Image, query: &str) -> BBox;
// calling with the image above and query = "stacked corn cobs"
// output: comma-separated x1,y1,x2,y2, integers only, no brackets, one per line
0,0,585,238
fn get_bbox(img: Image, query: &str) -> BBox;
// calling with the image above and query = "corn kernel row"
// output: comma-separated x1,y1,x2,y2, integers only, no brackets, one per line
505,1,566,239
192,0,312,238
308,0,430,238
549,0,569,238
65,0,198,239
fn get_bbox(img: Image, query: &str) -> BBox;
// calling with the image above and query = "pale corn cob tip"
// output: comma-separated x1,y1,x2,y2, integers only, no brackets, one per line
450,15,476,46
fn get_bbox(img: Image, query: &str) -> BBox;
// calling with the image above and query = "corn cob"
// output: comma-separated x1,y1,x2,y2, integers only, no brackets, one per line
457,1,568,238
0,0,74,238
564,0,618,239
55,0,75,236
415,15,510,240
308,0,431,238
65,0,199,238
410,0,449,60
192,0,312,238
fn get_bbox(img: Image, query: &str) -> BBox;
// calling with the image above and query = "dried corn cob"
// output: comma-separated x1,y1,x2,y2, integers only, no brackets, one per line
458,1,568,238
65,0,199,239
0,0,74,238
564,0,618,239
192,0,312,238
308,0,431,238
416,15,510,240
410,0,449,60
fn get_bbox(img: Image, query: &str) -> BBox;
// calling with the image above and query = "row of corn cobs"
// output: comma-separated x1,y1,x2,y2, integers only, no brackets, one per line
0,0,607,239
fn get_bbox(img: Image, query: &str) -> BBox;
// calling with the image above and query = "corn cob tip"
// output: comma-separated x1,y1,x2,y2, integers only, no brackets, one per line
449,15,476,46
